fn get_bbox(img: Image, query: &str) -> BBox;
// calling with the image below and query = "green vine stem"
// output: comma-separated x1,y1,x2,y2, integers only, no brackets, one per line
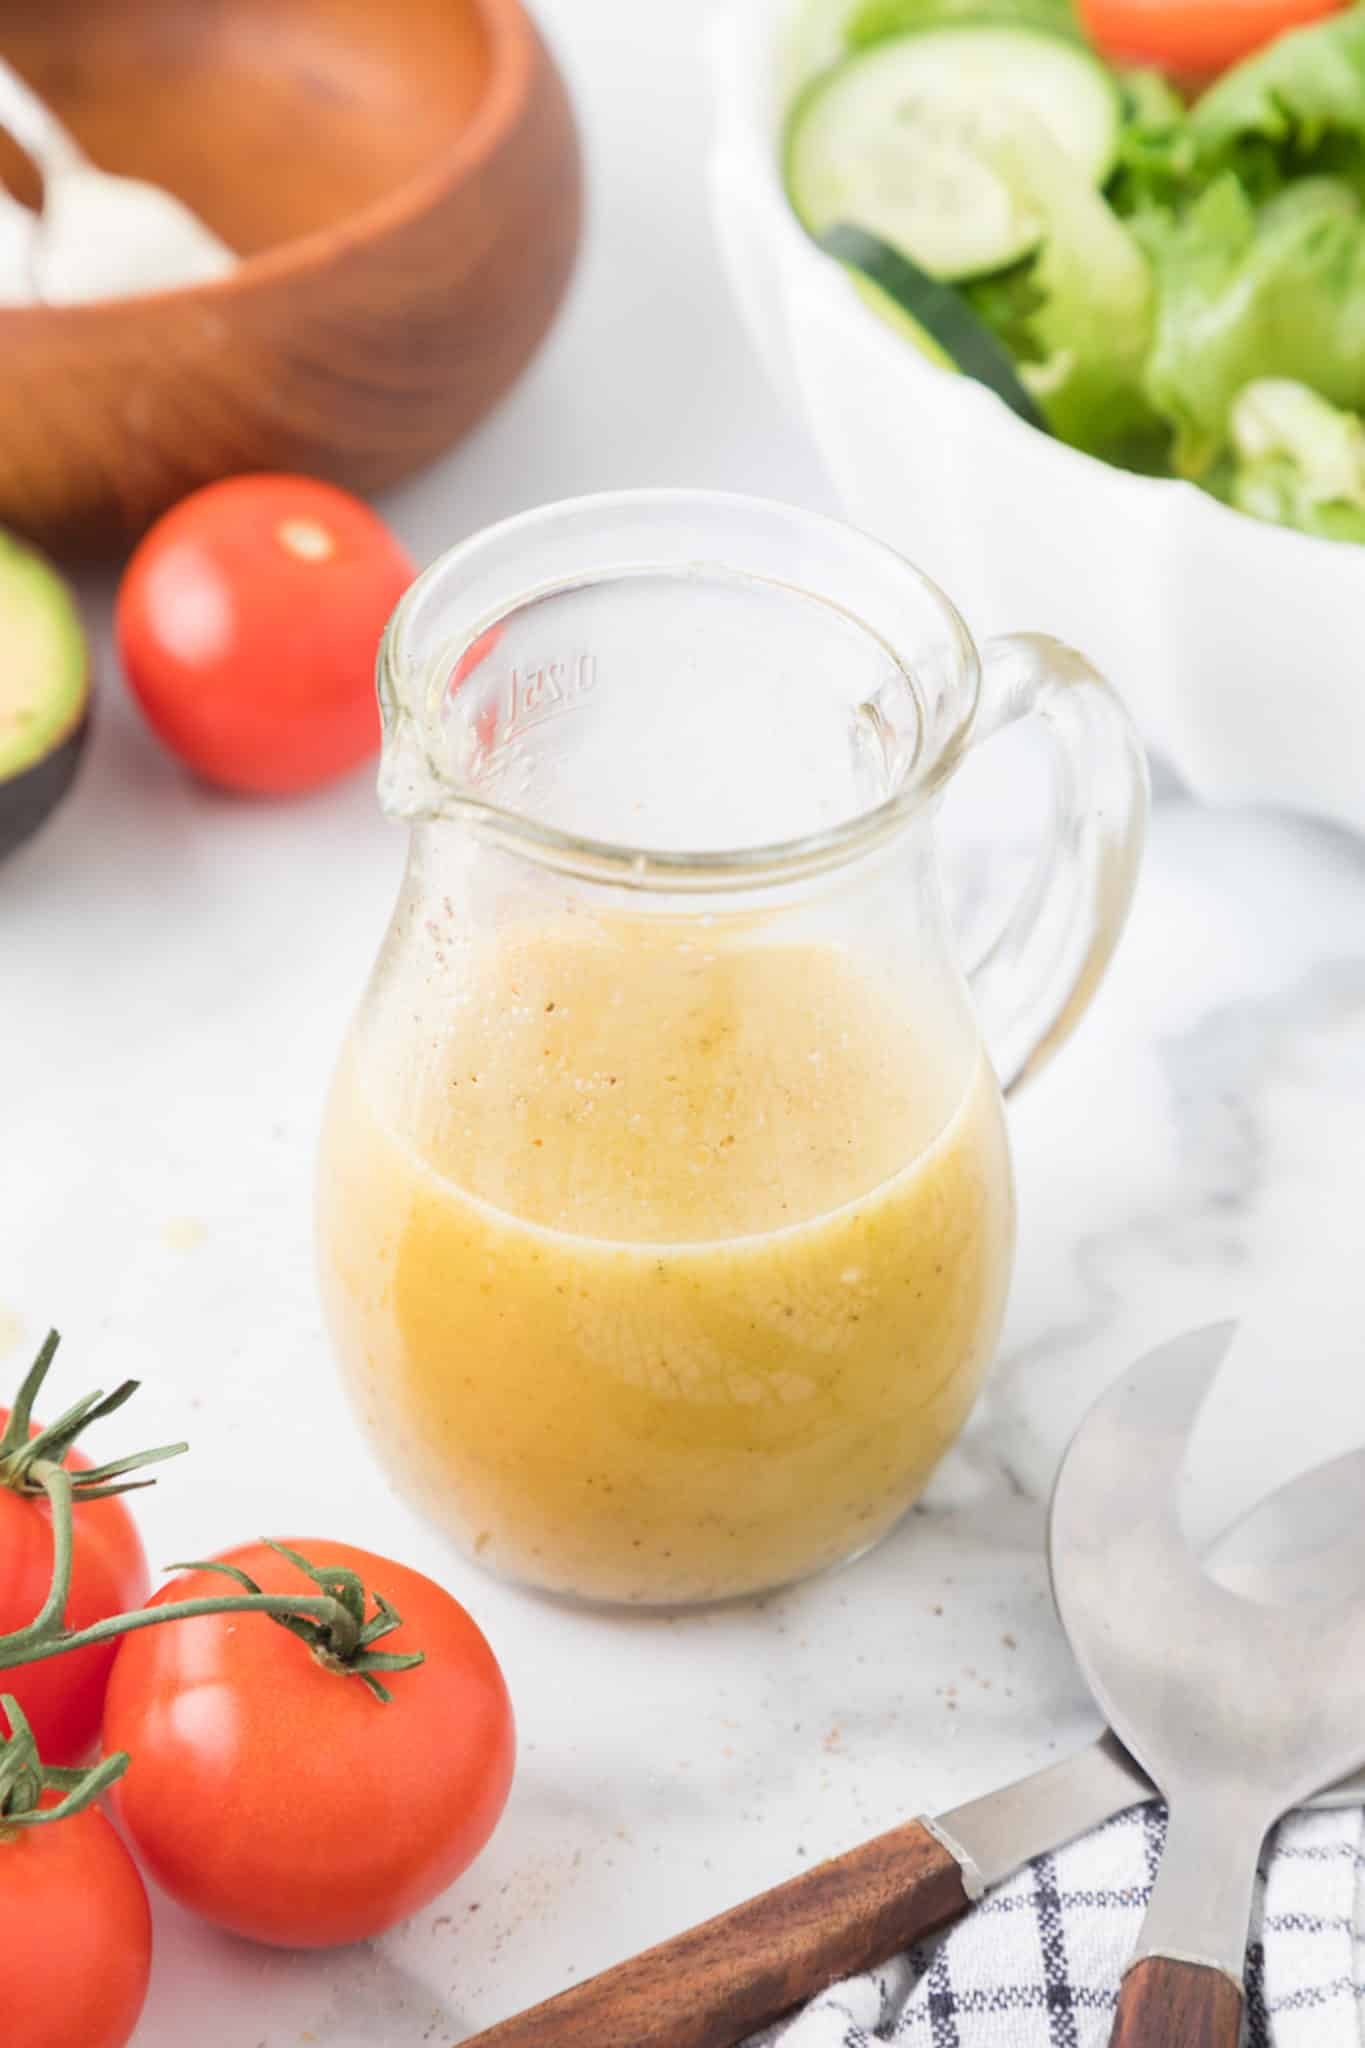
1,1329,188,1643
0,1694,130,1832
26,1463,74,1643
0,1333,425,1702
0,1331,188,1504
0,1540,425,1704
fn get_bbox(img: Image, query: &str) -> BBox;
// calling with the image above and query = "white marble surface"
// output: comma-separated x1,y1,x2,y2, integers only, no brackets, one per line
3,1,1365,2041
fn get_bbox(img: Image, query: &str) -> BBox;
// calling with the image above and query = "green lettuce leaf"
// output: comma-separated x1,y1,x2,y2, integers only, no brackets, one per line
1107,70,1199,218
1142,171,1365,473
845,0,1079,45
960,111,1159,458
1121,69,1186,129
1220,378,1365,542
1190,7,1365,199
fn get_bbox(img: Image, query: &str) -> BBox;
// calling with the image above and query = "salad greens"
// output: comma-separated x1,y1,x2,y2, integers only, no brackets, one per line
786,0,1365,543
1141,173,1365,473
844,0,1080,46
1221,378,1365,539
1191,10,1365,190
962,110,1159,455
1107,72,1198,211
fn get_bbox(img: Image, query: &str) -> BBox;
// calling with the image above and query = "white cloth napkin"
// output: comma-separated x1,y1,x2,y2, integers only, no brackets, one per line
751,1804,1365,2046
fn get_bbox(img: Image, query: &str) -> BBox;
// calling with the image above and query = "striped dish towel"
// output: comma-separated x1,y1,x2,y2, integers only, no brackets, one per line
750,1804,1364,2046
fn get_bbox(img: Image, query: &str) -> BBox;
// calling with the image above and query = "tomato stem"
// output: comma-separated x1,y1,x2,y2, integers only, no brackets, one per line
26,1461,74,1641
0,1330,187,1502
0,1335,423,1703
0,1695,130,1831
0,1591,365,1662
0,1545,425,1704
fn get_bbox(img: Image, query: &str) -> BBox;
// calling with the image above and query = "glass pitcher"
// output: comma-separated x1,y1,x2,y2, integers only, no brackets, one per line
317,491,1147,1607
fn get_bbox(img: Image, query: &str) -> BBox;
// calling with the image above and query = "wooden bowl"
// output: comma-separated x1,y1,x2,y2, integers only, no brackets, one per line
0,0,581,556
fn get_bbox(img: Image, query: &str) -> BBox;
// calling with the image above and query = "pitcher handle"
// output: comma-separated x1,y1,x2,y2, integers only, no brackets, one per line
963,633,1149,1097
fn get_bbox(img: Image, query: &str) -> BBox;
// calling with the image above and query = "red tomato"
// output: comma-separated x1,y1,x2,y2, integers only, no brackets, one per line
103,1539,515,1948
116,475,415,795
0,1420,149,1766
1079,0,1348,77
3,1796,151,2048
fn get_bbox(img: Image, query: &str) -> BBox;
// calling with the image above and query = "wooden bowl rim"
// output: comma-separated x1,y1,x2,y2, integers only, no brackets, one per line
0,0,551,322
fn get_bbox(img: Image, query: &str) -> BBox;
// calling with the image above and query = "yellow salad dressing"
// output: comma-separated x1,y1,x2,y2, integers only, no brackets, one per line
317,926,1015,1603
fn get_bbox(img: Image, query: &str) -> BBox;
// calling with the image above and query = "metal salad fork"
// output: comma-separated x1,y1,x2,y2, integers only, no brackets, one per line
1050,1322,1365,2047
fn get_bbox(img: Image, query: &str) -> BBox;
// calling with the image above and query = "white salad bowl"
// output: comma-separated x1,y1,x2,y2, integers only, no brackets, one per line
708,0,1365,836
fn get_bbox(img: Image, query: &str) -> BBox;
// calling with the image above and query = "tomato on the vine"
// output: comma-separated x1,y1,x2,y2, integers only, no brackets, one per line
116,474,415,795
0,1439,148,1766
0,1336,171,1765
103,1538,515,1948
4,1799,151,2048
0,1701,151,2048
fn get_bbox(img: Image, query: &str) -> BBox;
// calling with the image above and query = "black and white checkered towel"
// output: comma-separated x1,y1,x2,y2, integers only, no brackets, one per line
750,1805,1365,2046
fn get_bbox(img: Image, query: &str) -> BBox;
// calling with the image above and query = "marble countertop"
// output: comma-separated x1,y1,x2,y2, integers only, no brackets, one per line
4,2,1365,2040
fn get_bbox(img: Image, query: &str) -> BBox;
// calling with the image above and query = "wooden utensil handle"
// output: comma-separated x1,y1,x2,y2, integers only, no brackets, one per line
1110,1956,1243,2048
463,1818,970,2048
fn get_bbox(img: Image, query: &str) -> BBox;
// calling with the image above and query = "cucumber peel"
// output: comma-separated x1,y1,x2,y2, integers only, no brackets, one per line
820,222,1049,429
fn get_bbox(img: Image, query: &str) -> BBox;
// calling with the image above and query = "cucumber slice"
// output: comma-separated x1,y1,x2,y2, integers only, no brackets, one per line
820,223,1048,429
786,26,1122,280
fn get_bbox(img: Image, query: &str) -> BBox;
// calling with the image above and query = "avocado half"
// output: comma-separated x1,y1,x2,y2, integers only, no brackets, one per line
1,531,89,864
